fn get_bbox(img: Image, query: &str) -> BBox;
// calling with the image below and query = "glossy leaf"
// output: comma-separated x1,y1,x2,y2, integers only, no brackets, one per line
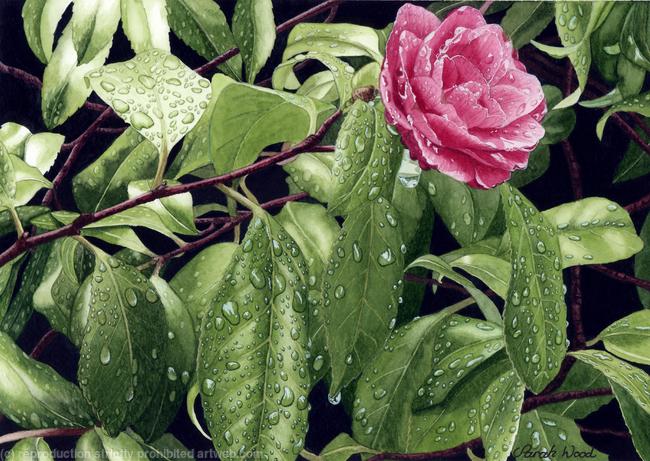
22,0,72,63
41,25,110,128
73,128,159,212
613,123,650,183
0,330,94,428
0,258,22,322
86,50,211,155
597,91,650,140
414,315,504,410
0,145,16,208
514,411,607,461
479,369,525,461
352,313,449,451
232,0,275,83
284,152,336,204
11,155,53,207
297,71,338,103
197,212,310,461
82,227,154,257
571,349,650,414
127,180,197,235
509,145,550,189
140,433,197,461
501,1,554,49
422,170,501,246
328,100,401,215
120,0,170,54
541,86,576,145
77,255,167,435
0,122,64,175
133,276,196,441
450,254,510,299
612,383,650,461
284,23,383,62
208,75,329,174
620,2,650,72
636,214,650,307
544,197,643,267
501,185,567,393
71,0,120,64
166,0,242,80
319,433,377,461
6,438,54,461
169,242,238,333
322,199,405,394
595,310,650,365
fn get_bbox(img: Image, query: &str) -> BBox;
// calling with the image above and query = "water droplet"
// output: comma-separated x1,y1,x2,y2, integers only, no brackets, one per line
100,346,111,365
334,285,346,299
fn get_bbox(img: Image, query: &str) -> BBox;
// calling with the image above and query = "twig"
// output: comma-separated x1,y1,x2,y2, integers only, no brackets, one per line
0,110,342,267
194,47,241,77
0,428,90,446
541,356,576,394
578,426,631,439
588,265,650,291
276,0,345,34
610,114,650,158
569,267,586,348
479,0,495,15
367,439,481,461
522,388,612,413
629,113,650,139
403,273,497,299
560,140,583,200
625,192,650,214
29,330,58,359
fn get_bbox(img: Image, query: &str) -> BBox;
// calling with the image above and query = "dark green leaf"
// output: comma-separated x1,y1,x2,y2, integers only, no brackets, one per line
501,1,554,49
612,383,650,461
232,0,275,83
167,0,242,80
427,1,511,18
541,86,576,145
636,214,650,307
322,199,405,394
77,255,167,435
613,124,650,183
620,2,650,72
501,185,567,393
0,330,94,428
197,212,310,461
509,145,550,188
597,91,650,140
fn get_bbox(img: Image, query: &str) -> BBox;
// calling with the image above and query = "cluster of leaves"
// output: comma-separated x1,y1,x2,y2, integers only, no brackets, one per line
0,2,649,461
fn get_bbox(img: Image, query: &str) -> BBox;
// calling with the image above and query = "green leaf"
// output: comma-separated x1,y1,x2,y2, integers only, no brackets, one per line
127,180,197,235
133,276,196,441
75,429,105,461
541,86,576,145
318,433,377,461
22,0,72,63
612,383,650,461
541,361,613,419
480,369,525,461
0,206,49,237
514,410,607,461
77,255,167,435
166,0,242,80
509,145,550,188
422,170,501,246
595,310,650,365
1,245,53,339
501,185,567,393
427,1,511,17
589,2,631,83
407,354,511,452
406,255,501,324
284,23,383,63
86,50,211,155
73,128,159,212
284,152,336,204
42,25,110,128
501,1,554,49
296,71,338,103
597,91,650,139
6,438,54,461
208,74,330,174
97,428,148,461
120,0,170,54
33,238,93,336
571,349,650,413
0,144,16,208
352,62,381,89
613,122,650,183
232,0,275,83
71,0,120,64
0,123,65,174
0,123,32,155
450,254,511,299
544,197,643,267
274,52,354,107
0,258,23,321
413,315,504,410
322,199,405,394
636,214,650,307
11,155,53,207
328,100,401,215
351,313,450,451
197,212,310,461
140,433,197,461
0,330,94,428
169,242,238,333
620,2,650,72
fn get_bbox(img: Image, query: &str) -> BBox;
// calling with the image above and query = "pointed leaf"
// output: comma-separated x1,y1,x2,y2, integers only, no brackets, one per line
501,185,567,393
612,383,650,461
501,1,554,49
120,0,170,54
450,254,511,299
636,214,650,307
71,0,120,64
614,123,650,183
284,23,383,62
6,438,54,461
232,0,275,83
319,433,377,461
620,2,650,72
597,91,650,139
596,310,650,365
22,0,72,63
284,152,336,204
128,179,197,235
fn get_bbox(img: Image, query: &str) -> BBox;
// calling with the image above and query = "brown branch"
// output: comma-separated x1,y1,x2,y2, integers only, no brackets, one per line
578,426,631,439
629,113,650,139
522,387,612,413
588,265,650,291
569,267,586,348
0,110,341,268
29,330,58,359
367,439,482,461
194,47,241,77
560,140,583,200
541,356,576,394
625,191,650,214
0,427,90,446
610,114,650,158
276,0,345,34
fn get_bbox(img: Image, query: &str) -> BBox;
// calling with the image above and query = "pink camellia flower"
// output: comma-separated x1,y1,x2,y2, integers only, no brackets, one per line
380,4,546,189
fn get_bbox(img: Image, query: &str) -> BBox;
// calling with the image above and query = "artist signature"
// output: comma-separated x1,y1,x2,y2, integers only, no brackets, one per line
513,444,598,459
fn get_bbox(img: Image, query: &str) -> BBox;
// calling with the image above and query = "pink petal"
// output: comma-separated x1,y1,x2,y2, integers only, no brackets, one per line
392,3,441,41
422,6,486,58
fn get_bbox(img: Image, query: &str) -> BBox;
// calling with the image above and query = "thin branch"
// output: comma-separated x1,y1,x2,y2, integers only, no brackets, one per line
560,140,583,200
0,110,342,268
29,330,58,359
367,439,482,461
194,47,241,77
625,191,650,214
629,113,650,139
276,0,345,34
403,273,497,299
569,267,586,348
541,356,576,394
0,428,90,446
522,387,612,413
610,114,650,158
578,426,631,439
588,265,650,291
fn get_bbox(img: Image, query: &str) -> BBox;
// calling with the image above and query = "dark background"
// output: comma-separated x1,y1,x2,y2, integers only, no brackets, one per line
0,1,648,460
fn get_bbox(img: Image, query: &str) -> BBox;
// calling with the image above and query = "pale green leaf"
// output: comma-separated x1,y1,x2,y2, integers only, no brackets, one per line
595,310,650,365
450,254,511,299
96,428,147,461
140,433,197,461
0,123,32,155
0,145,17,208
71,0,120,64
197,212,310,461
323,199,405,394
82,227,154,257
232,0,275,83
77,255,167,435
0,123,64,174
319,433,377,461
22,0,72,63
120,0,170,54
501,185,567,393
284,152,336,204
296,71,338,103
612,383,650,461
0,258,23,322
6,438,54,461
86,50,211,154
166,0,242,80
0,330,94,428
12,155,53,207
597,91,650,139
